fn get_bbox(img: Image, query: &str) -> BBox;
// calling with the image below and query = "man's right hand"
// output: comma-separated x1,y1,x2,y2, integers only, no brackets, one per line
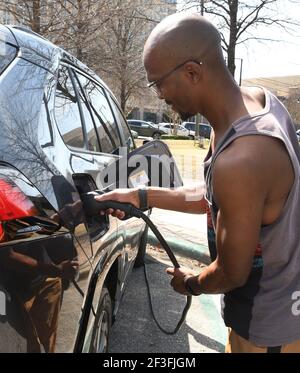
94,188,140,220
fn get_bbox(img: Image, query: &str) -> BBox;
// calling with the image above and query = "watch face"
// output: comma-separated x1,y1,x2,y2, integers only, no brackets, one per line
129,170,149,188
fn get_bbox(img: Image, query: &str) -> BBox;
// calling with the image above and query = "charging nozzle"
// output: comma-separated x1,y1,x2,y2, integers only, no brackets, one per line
82,191,143,220
81,191,180,268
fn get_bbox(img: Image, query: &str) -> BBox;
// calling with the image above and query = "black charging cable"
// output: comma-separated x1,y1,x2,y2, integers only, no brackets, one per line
83,193,192,335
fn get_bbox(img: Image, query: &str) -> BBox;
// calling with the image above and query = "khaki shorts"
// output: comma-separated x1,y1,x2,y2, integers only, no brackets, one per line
226,328,300,353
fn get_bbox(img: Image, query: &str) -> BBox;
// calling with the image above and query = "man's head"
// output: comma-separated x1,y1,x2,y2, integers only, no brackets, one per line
143,13,226,120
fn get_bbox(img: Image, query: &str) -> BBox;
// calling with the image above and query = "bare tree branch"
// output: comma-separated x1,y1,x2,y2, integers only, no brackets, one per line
182,0,300,78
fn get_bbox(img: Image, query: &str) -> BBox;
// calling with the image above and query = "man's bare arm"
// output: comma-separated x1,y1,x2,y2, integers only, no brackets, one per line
168,143,267,295
95,184,208,217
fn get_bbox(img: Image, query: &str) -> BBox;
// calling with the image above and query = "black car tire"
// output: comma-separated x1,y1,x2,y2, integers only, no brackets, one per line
89,286,112,353
134,225,149,268
152,132,161,139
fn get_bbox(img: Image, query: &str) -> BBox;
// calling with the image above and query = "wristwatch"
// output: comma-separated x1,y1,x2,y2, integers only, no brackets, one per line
138,185,148,211
184,276,200,296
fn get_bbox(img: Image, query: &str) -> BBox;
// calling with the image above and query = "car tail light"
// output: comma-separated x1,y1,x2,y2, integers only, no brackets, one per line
0,223,5,241
0,166,67,248
0,179,38,221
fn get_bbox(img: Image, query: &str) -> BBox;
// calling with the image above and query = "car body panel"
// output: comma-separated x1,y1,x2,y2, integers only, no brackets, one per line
0,25,182,353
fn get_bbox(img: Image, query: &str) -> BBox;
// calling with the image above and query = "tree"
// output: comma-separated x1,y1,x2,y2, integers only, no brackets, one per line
1,0,176,115
182,0,300,77
0,0,64,35
95,0,155,113
0,1,114,66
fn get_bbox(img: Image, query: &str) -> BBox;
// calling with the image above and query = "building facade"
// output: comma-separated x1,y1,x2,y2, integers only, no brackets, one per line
126,0,177,123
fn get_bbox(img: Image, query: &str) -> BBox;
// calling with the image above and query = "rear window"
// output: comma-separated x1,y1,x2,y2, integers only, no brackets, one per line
0,40,17,75
186,123,195,130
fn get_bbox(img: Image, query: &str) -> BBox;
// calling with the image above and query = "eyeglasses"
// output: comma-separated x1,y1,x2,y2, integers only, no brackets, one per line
147,60,202,95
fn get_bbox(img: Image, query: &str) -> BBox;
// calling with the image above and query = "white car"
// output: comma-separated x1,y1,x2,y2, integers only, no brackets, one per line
158,123,190,137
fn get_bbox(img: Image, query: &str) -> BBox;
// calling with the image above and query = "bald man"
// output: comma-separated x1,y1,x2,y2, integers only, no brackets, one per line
95,13,300,353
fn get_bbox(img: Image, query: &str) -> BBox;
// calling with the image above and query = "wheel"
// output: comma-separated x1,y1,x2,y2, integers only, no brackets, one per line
188,135,194,140
152,132,161,139
89,286,112,353
134,225,149,268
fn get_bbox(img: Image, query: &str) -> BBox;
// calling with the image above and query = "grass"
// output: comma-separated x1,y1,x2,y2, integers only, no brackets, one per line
135,138,210,182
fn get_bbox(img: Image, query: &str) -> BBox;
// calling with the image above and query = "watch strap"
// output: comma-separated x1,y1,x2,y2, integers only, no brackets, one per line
184,276,200,296
138,187,148,211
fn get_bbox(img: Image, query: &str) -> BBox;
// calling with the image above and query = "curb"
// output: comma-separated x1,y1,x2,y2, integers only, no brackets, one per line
147,231,211,265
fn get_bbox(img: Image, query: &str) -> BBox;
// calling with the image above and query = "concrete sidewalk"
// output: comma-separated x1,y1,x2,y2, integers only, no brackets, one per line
147,208,211,265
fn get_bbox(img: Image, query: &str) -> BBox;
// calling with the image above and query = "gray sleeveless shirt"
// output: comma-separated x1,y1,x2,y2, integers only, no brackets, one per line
204,88,300,346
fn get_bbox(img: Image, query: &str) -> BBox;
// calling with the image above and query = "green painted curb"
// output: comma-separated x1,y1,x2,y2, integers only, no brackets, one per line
147,231,210,265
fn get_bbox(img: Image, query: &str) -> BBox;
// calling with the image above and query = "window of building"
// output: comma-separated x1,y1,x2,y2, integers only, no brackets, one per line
143,111,157,123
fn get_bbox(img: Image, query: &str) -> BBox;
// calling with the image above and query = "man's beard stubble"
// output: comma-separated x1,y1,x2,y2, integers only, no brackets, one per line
165,100,193,121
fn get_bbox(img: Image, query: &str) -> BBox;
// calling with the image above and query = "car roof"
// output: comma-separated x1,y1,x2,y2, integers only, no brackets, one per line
2,25,111,92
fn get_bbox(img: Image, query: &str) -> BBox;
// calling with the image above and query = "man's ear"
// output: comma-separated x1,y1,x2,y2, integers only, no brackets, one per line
184,62,202,84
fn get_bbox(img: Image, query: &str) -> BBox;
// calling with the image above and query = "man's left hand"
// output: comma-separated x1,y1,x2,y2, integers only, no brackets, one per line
166,267,197,295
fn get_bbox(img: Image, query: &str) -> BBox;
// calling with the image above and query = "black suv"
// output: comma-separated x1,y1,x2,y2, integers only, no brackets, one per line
127,119,166,139
0,25,182,353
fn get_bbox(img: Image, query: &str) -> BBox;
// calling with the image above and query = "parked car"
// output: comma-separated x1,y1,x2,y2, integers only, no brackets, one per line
130,129,138,139
158,123,190,137
181,122,212,140
0,25,182,353
127,119,166,139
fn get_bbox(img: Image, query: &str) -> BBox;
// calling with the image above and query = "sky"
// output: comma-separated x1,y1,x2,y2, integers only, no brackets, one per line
177,0,300,79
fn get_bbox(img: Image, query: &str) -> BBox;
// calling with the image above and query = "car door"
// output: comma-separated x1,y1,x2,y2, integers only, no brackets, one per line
0,44,98,352
141,122,152,137
72,70,142,282
128,121,142,136
43,62,125,352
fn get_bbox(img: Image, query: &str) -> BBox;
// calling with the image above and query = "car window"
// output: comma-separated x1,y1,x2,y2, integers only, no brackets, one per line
129,121,140,126
0,40,17,75
109,96,134,150
186,123,195,130
71,72,100,152
77,74,121,153
55,66,85,149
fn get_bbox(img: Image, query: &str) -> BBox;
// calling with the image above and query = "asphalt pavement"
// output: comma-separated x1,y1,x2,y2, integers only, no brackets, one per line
109,205,228,353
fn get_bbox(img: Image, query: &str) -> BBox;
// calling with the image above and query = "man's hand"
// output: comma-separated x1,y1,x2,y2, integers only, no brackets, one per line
94,188,139,220
166,267,198,296
57,260,79,280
